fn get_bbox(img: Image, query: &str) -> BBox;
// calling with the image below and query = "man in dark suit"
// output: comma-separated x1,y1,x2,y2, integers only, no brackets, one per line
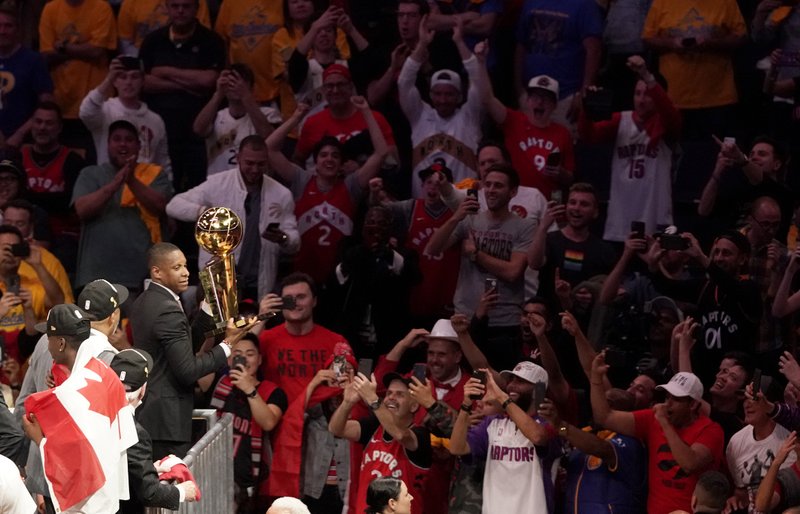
110,348,198,513
131,242,252,458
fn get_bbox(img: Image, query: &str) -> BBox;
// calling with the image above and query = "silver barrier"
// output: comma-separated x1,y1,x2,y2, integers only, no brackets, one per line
145,411,234,514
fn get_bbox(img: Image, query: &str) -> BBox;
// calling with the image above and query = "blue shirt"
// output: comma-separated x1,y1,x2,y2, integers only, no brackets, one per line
0,46,53,138
564,430,647,514
516,0,603,96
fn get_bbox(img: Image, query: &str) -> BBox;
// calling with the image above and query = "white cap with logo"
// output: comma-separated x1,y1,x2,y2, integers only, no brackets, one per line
526,75,559,101
500,361,549,387
656,372,703,402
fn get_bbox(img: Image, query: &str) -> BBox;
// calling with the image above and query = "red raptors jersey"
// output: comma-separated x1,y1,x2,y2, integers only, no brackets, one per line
22,145,70,194
294,178,356,285
405,200,459,318
356,426,429,514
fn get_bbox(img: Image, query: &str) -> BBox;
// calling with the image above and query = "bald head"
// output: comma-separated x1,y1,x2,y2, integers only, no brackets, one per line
266,497,311,514
751,196,781,219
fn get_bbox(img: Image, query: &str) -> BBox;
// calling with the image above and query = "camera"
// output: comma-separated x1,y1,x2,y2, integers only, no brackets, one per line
10,242,30,258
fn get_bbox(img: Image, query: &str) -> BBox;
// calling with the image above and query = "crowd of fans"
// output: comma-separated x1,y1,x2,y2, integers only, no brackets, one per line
1,0,800,513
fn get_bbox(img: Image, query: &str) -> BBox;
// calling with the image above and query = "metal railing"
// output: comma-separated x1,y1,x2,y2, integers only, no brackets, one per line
145,411,234,514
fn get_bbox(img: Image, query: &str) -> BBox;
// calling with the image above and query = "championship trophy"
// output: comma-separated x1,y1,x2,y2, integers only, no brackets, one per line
195,207,244,335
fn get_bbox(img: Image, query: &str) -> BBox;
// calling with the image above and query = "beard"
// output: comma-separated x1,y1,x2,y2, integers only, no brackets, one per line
514,389,534,413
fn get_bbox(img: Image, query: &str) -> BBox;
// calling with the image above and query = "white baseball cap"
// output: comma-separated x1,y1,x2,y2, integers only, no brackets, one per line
656,372,703,402
526,75,559,101
426,319,459,343
500,361,548,387
431,69,462,93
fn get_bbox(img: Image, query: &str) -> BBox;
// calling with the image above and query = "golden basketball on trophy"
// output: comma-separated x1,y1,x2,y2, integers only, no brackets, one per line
195,207,244,335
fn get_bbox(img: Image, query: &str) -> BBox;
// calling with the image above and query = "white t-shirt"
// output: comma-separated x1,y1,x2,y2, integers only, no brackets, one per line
205,106,281,176
726,423,797,512
0,454,37,514
79,91,170,172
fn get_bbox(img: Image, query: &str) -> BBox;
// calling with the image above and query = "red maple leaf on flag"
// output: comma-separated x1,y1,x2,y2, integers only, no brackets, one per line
78,359,127,425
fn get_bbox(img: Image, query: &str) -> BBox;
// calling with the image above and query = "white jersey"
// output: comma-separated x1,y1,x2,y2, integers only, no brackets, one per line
79,90,170,173
205,106,281,176
482,416,552,514
398,56,483,198
604,111,674,242
727,423,796,513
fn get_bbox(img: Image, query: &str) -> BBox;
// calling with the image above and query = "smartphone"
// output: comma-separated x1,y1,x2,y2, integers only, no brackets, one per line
281,295,296,310
470,369,487,400
412,363,427,384
550,189,563,204
333,355,346,379
532,382,547,410
752,368,762,396
10,242,30,258
630,221,645,240
6,274,20,295
266,222,280,232
466,189,479,213
723,136,736,145
232,354,247,371
681,37,697,47
604,347,627,368
659,234,690,251
358,358,373,377
545,152,562,167
484,277,497,292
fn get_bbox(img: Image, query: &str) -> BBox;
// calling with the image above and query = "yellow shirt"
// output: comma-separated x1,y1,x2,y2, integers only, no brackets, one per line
18,248,74,305
117,0,212,49
215,0,284,102
642,0,746,109
39,0,118,118
271,26,351,125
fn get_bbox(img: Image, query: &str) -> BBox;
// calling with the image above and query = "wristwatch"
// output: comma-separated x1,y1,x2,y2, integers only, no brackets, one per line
369,398,381,411
558,423,569,437
247,389,258,398
501,397,514,410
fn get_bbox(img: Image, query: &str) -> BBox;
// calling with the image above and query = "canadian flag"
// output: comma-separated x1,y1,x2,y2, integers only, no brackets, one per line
25,357,138,513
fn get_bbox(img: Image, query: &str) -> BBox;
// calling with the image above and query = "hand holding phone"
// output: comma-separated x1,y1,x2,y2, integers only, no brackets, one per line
470,370,487,400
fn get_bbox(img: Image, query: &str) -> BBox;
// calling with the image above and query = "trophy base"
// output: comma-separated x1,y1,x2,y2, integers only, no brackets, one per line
203,318,248,339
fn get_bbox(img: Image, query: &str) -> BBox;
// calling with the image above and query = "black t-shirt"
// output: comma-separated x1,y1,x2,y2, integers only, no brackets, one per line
139,23,225,122
539,230,618,301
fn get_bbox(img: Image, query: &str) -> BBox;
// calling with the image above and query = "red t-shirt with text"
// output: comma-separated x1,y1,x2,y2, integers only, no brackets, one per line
258,324,346,400
633,409,724,514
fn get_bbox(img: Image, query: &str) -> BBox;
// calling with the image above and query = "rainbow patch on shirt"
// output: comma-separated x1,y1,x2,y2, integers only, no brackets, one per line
563,249,584,272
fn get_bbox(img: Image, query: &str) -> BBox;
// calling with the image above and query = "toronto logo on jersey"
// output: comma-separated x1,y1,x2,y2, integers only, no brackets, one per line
489,444,537,462
362,449,403,478
297,202,354,235
616,142,659,159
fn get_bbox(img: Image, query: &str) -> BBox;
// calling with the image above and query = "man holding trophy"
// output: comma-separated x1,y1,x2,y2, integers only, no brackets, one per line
131,230,263,458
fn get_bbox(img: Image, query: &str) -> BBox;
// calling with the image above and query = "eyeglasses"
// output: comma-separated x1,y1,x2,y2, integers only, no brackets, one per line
751,217,780,231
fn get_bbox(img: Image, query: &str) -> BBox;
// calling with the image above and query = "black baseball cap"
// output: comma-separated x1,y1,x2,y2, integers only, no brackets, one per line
77,279,129,321
110,349,154,391
35,304,91,339
382,372,412,388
